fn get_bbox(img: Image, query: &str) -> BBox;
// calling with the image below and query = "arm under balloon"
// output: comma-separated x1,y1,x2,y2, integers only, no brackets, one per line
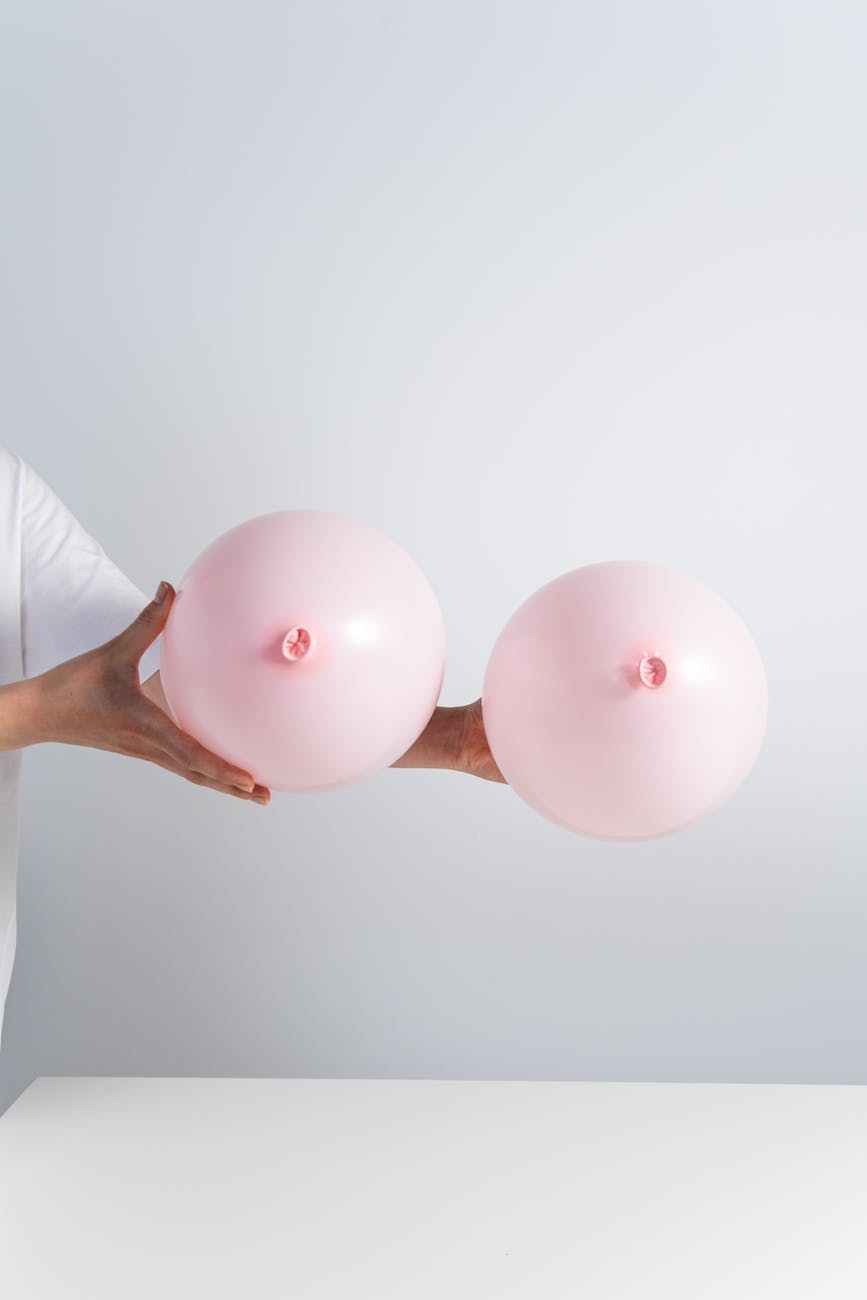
391,699,505,784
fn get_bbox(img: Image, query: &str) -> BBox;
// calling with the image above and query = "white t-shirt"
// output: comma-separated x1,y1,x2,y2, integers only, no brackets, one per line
0,447,162,1048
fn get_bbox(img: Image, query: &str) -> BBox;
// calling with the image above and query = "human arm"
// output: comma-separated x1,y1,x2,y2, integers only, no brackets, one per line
2,580,271,804
390,697,505,783
0,678,44,752
10,452,269,802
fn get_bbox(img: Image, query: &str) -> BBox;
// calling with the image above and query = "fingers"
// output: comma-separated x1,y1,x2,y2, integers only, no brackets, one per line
111,582,176,663
172,732,261,794
146,751,271,803
135,697,261,793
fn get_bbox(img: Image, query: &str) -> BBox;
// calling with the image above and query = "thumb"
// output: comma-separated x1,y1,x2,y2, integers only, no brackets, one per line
117,581,175,659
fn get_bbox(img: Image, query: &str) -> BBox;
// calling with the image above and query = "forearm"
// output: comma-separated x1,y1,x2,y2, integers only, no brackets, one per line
390,705,465,771
0,667,171,753
0,678,47,751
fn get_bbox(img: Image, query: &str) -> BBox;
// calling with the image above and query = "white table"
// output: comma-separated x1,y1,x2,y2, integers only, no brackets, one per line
1,1077,866,1298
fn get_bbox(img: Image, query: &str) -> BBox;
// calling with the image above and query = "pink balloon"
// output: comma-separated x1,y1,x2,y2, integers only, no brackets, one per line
482,562,768,841
159,511,445,792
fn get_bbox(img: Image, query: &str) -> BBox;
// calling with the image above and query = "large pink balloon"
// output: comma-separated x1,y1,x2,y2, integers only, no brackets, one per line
482,562,768,841
160,511,445,792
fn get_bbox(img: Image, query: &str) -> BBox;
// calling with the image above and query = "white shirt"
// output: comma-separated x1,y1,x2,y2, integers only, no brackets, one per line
0,447,162,1048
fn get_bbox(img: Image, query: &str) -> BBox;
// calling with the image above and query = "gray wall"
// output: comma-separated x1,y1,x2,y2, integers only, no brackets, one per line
1,0,865,1112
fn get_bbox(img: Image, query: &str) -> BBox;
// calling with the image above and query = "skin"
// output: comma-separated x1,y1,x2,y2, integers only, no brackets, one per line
0,582,505,801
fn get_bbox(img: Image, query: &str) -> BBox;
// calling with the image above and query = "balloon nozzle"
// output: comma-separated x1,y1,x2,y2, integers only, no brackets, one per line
282,627,312,662
638,655,667,689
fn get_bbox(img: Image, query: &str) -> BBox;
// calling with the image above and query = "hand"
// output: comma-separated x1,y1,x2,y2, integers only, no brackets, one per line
391,698,506,783
29,582,271,805
456,697,506,783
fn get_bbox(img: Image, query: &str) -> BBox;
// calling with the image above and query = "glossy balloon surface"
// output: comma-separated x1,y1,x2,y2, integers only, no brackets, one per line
160,511,445,792
482,562,767,841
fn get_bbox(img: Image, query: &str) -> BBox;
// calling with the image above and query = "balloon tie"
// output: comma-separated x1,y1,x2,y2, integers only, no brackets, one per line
638,655,667,688
282,627,312,661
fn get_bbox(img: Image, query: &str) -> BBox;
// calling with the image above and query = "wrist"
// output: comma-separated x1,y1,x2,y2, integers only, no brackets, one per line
0,676,50,751
390,705,466,772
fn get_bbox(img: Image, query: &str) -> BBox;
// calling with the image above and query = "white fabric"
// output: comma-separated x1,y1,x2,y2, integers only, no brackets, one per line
0,447,161,1047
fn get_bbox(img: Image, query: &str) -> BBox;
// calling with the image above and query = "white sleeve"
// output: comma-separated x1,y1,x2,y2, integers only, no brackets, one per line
19,455,162,686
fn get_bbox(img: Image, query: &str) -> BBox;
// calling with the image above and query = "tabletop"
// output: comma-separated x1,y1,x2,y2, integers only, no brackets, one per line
1,1076,866,1298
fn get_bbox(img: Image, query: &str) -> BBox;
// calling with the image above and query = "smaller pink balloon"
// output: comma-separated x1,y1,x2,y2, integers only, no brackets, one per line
482,562,768,841
160,511,446,793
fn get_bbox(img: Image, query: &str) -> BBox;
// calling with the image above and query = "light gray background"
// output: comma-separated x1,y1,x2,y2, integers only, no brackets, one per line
1,0,865,1113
